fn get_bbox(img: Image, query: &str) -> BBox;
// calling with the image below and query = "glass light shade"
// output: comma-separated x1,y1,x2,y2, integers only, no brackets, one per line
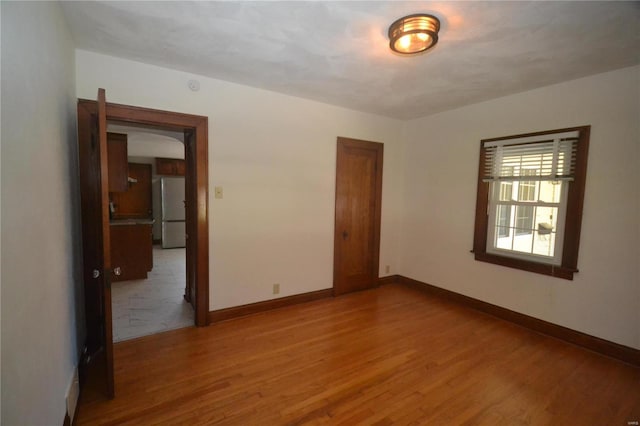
388,14,440,55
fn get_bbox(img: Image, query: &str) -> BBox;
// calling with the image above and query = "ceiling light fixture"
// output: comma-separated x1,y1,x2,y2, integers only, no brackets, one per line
388,14,440,55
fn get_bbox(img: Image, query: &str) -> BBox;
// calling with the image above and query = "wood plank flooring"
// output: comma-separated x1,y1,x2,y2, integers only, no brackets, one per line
76,284,640,425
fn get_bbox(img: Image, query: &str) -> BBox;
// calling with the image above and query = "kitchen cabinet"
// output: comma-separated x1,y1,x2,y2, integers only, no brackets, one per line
110,222,153,282
107,132,128,192
110,163,152,219
156,158,185,176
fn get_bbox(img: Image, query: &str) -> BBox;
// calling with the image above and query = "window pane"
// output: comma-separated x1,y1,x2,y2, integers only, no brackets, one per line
517,169,537,201
515,205,534,236
495,226,514,250
494,204,514,249
533,206,557,257
517,183,535,201
497,204,511,237
512,229,534,254
533,230,556,257
499,182,513,201
535,206,557,230
496,227,511,242
538,180,562,203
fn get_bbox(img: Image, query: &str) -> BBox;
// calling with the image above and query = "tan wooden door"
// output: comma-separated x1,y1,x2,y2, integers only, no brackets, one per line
333,137,383,296
77,88,115,398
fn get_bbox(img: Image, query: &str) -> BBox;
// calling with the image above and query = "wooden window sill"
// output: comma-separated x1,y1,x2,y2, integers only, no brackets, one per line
473,251,577,280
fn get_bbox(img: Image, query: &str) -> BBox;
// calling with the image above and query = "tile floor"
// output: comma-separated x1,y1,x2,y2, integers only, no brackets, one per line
112,246,194,342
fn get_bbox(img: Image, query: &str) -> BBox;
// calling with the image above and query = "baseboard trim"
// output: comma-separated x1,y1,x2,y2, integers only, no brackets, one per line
206,275,638,366
398,275,640,367
208,288,333,323
378,275,401,286
209,277,401,323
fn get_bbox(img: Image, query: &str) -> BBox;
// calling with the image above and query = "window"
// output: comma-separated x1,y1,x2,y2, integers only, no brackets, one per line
473,126,590,280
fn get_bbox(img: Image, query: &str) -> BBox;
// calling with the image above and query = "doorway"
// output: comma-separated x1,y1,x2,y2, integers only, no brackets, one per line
77,92,208,398
102,103,209,326
107,124,192,342
333,137,383,296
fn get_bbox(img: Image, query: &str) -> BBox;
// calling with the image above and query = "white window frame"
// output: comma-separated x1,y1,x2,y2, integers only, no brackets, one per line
486,179,569,265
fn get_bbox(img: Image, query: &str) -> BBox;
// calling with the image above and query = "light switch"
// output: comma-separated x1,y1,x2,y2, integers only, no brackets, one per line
214,186,223,199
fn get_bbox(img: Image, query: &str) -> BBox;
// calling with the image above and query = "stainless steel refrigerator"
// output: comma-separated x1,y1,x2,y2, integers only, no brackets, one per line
160,177,186,248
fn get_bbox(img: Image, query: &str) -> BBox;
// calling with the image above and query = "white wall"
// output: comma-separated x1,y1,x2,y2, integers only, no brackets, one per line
76,50,405,310
1,2,80,424
76,51,638,349
400,66,640,349
125,133,184,159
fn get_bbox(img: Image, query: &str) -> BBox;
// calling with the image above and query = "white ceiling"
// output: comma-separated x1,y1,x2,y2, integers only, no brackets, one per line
61,1,640,119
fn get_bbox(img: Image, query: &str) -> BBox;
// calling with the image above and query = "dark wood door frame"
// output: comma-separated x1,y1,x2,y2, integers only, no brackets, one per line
333,137,383,296
79,100,210,326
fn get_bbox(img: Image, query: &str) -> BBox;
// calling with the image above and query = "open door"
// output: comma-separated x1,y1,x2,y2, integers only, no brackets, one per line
77,89,115,398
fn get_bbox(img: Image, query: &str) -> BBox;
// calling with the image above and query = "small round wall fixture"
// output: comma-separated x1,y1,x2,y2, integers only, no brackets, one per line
388,13,440,55
188,79,200,91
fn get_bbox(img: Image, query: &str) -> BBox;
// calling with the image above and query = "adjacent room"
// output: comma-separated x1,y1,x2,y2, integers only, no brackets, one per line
2,1,639,425
106,124,193,342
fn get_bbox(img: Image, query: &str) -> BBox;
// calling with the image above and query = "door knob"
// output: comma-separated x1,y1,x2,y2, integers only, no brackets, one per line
113,267,122,276
92,269,100,279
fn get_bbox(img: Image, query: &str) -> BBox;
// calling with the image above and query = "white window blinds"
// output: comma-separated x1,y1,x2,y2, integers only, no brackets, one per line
482,130,579,182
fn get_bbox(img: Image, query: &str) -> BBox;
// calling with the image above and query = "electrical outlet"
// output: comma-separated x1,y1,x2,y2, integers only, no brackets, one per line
273,283,280,294
385,265,391,274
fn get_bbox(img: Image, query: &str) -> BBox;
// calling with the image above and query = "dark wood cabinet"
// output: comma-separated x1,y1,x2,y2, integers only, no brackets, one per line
110,223,153,282
107,133,128,192
109,158,154,282
175,159,186,176
156,158,185,176
110,163,152,219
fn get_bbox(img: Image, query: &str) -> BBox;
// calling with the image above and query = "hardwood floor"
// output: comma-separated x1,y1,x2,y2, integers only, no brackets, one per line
76,284,640,425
